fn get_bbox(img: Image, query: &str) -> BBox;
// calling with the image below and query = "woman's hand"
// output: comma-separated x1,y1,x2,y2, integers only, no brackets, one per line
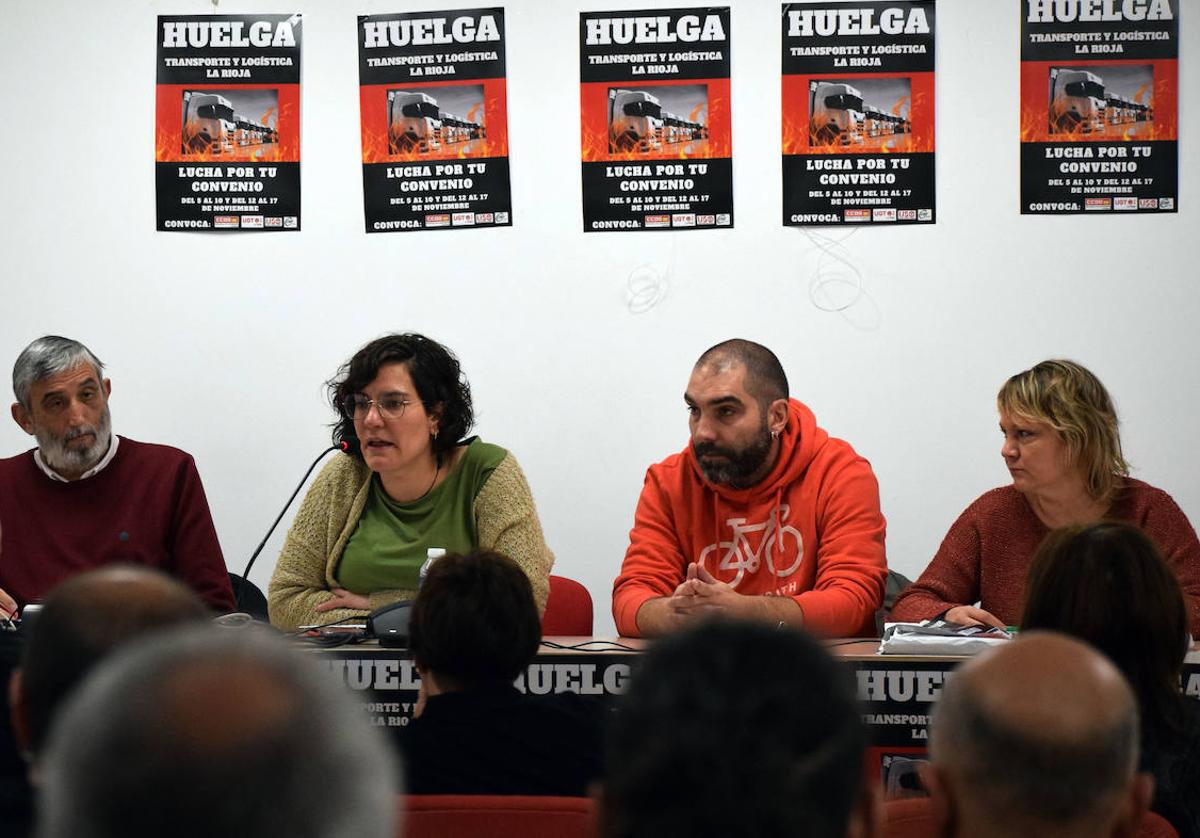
315,588,371,613
944,605,1006,630
0,587,17,622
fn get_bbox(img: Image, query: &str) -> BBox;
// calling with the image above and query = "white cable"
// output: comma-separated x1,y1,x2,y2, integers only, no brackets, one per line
800,227,864,313
624,234,676,314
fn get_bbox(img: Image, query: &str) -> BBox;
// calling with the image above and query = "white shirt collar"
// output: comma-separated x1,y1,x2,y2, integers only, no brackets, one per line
34,435,121,483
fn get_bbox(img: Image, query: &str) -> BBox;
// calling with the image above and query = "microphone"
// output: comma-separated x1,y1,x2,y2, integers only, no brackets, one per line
231,438,358,615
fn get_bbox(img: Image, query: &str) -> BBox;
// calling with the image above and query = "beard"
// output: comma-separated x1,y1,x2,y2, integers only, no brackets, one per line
693,421,774,489
36,405,113,477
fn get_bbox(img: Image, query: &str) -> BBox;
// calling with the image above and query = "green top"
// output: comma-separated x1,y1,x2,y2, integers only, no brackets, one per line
335,438,507,594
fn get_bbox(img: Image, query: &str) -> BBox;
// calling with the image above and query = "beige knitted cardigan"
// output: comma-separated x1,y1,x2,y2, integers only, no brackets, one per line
267,451,554,630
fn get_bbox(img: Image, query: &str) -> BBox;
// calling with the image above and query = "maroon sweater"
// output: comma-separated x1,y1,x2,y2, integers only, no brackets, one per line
0,437,234,611
891,479,1200,635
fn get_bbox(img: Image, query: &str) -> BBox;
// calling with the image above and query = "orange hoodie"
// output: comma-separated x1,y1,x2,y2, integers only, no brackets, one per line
612,399,887,637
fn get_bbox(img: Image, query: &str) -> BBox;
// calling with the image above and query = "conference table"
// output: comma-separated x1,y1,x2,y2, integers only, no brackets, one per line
313,636,1200,793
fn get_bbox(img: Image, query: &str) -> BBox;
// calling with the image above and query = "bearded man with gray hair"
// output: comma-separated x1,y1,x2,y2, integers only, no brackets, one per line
0,336,233,613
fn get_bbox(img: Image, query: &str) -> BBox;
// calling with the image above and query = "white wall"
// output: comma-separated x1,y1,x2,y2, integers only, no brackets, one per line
1,0,1194,635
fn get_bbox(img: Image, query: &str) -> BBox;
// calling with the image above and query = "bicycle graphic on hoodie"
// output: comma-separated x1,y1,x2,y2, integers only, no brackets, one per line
697,502,804,588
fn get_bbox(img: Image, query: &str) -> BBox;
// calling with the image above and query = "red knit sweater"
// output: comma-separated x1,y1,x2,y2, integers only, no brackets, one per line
0,437,234,611
890,479,1200,635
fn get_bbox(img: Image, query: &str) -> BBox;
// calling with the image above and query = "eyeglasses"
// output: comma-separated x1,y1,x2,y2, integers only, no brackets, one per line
343,394,413,420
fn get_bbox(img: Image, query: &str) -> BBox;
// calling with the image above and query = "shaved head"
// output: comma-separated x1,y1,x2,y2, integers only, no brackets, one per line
695,339,789,409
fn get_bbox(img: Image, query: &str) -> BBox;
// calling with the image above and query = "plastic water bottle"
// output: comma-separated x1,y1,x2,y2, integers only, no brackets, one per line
419,548,446,588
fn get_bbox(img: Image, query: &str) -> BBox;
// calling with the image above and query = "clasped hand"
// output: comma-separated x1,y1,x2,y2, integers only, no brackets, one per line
668,562,742,619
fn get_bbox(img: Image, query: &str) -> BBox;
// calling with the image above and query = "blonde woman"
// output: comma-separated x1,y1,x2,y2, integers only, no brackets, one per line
891,359,1200,634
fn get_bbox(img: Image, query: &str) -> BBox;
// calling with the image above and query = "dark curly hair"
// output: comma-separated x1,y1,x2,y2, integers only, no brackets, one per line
329,334,474,463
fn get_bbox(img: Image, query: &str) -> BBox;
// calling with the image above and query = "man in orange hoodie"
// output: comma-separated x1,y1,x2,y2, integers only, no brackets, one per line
612,339,887,637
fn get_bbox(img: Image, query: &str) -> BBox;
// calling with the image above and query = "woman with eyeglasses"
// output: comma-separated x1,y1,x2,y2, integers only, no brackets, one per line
268,334,554,631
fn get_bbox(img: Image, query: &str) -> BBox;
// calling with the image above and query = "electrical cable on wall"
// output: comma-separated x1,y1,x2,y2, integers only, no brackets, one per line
624,234,676,315
800,227,864,313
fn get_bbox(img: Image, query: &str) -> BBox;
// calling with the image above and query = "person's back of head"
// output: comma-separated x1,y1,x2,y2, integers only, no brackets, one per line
1022,521,1190,735
600,619,876,838
35,624,399,838
408,549,541,691
927,631,1153,838
14,565,209,758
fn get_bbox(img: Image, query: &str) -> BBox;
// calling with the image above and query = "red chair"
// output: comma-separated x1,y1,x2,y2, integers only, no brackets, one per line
402,794,595,838
1141,812,1181,838
542,575,593,636
884,796,1179,838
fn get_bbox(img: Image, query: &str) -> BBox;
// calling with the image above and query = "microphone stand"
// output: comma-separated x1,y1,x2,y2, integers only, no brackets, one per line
230,440,355,616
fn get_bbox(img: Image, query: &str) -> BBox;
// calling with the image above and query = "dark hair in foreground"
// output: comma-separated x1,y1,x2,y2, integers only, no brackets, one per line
696,339,789,409
601,620,865,838
37,626,399,838
1022,521,1189,735
329,333,474,462
19,566,209,755
409,550,541,690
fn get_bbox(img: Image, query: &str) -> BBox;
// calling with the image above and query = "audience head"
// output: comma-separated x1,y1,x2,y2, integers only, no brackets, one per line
601,619,876,838
996,359,1128,500
1022,521,1189,733
10,335,112,479
12,565,209,759
36,625,400,838
928,632,1152,838
329,333,473,460
409,550,541,692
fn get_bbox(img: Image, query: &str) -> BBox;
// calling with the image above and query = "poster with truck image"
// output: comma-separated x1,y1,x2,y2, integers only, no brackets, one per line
155,14,301,231
358,9,512,233
1019,0,1177,214
580,8,733,232
782,1,935,226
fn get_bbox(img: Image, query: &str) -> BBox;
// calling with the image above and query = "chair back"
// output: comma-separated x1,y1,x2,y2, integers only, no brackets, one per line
228,573,269,620
402,794,595,838
883,796,1181,838
1140,811,1180,838
542,575,593,636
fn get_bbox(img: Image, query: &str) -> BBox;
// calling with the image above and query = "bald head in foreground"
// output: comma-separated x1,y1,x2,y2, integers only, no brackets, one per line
927,632,1153,838
11,565,209,763
35,626,399,838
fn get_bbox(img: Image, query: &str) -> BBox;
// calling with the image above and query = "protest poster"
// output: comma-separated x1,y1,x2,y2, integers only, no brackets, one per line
155,14,301,231
359,9,512,232
782,2,935,225
1020,0,1178,214
580,8,733,231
